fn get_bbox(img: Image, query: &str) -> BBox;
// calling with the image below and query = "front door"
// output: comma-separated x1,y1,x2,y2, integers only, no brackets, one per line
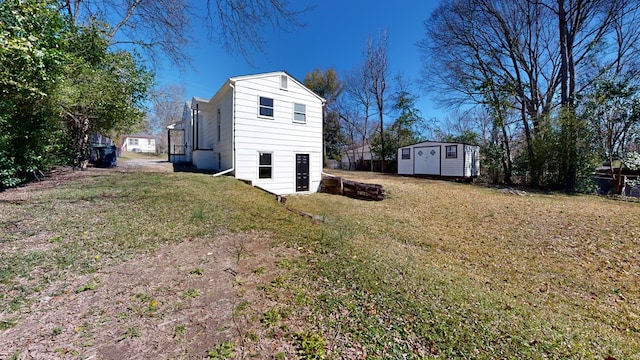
414,146,440,175
296,154,309,192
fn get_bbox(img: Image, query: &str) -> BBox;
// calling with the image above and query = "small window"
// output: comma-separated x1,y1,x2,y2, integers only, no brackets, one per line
259,96,274,118
217,108,221,142
401,148,411,160
446,145,457,159
258,152,272,179
280,75,288,90
147,139,153,145
293,103,306,123
128,138,139,146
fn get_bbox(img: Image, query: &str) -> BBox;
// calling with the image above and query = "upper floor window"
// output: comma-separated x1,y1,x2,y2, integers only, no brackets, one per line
128,138,138,146
259,96,274,118
293,103,306,123
280,75,288,90
217,108,221,142
446,145,457,159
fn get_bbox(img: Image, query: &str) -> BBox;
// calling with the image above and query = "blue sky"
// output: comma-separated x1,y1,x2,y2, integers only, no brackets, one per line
156,1,444,121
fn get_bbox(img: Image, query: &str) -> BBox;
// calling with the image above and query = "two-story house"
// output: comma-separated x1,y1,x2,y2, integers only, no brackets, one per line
169,71,325,195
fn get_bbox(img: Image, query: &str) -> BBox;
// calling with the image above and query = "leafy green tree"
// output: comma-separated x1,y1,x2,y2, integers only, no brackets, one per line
370,86,425,172
57,24,152,168
0,0,67,188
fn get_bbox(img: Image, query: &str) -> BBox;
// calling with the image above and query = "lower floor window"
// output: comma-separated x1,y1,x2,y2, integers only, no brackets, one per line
258,152,272,179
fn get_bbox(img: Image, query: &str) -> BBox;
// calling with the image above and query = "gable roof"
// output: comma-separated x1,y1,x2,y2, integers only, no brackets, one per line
229,71,326,104
122,134,155,139
190,71,326,111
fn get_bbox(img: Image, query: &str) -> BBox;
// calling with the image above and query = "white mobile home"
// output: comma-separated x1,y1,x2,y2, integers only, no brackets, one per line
120,135,156,153
398,141,480,179
169,71,326,195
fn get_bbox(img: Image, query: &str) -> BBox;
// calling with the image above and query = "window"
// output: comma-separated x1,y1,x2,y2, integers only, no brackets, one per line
217,108,221,142
259,96,274,118
280,74,288,90
293,103,306,123
401,148,411,160
128,138,138,146
258,152,272,179
446,145,457,159
147,139,153,145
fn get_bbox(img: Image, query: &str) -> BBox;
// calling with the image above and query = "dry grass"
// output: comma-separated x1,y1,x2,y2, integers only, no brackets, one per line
3,166,640,358
286,170,640,358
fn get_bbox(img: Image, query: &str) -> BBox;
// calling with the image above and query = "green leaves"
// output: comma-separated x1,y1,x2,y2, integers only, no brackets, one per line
0,0,154,184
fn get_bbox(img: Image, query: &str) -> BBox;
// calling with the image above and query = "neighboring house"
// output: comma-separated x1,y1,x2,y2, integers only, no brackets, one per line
120,135,157,153
398,141,480,179
167,102,194,164
169,71,326,195
341,142,375,170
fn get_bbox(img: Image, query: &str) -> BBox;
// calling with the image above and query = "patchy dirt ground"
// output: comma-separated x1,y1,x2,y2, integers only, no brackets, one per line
0,161,305,359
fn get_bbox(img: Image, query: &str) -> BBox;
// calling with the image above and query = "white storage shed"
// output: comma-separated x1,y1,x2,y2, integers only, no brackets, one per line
398,141,480,179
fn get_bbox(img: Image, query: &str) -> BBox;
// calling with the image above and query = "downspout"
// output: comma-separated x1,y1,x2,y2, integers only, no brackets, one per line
212,168,234,177
229,81,236,177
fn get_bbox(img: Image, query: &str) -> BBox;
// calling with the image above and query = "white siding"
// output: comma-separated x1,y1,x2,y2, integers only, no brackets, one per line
232,73,323,195
398,147,413,174
122,137,156,153
441,144,464,177
398,142,478,178
218,90,234,170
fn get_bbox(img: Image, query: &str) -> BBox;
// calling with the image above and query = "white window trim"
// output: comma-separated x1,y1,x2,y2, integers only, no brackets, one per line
258,96,275,119
293,103,306,123
446,145,458,159
257,151,274,180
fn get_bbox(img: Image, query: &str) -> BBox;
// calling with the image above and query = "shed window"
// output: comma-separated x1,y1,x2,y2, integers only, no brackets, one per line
280,75,288,90
293,103,306,123
446,145,457,159
401,148,411,160
258,152,272,179
259,96,274,118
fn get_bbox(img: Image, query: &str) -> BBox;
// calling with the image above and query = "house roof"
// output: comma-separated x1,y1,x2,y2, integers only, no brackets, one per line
122,134,156,139
190,71,326,110
400,141,480,148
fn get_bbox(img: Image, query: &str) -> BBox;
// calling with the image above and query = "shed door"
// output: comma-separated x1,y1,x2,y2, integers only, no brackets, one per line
296,154,309,192
414,146,440,175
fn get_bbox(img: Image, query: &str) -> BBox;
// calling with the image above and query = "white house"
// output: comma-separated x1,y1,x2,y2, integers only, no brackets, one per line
169,71,326,195
340,142,374,170
120,135,157,153
398,141,480,179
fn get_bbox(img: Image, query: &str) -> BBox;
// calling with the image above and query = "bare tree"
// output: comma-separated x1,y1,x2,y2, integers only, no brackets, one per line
420,0,640,188
58,0,309,67
365,30,389,172
340,63,374,170
148,85,186,153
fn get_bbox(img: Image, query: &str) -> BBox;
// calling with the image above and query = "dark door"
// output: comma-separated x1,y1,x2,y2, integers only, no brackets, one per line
296,154,309,192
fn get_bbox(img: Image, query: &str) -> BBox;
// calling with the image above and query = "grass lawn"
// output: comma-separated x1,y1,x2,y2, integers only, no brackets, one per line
1,167,639,358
